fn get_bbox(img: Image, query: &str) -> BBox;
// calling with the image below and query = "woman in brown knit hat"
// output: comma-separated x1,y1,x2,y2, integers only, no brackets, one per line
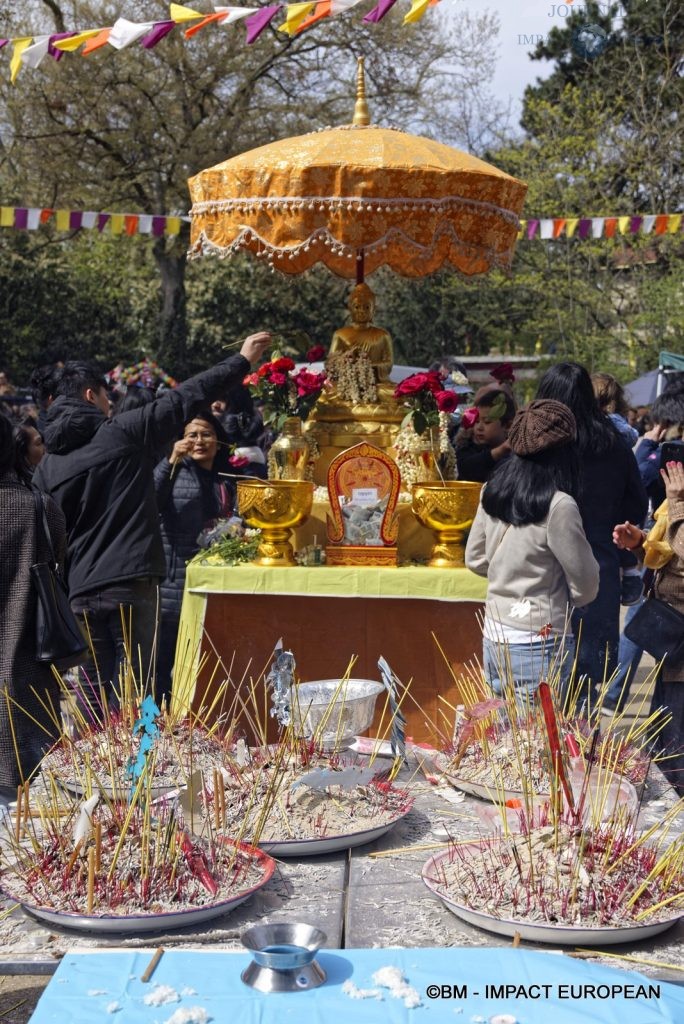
466,399,600,707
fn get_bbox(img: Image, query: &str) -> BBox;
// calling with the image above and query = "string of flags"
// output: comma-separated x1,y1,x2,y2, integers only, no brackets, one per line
0,0,440,83
518,214,683,240
0,205,681,241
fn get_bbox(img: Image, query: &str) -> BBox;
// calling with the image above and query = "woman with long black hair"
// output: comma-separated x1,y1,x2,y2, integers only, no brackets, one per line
153,410,233,703
536,362,647,707
466,400,599,704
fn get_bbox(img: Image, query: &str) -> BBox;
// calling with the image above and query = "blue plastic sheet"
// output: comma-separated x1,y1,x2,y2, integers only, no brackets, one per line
29,947,684,1024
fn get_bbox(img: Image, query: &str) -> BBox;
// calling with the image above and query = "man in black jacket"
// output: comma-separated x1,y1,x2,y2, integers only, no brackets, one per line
33,333,270,707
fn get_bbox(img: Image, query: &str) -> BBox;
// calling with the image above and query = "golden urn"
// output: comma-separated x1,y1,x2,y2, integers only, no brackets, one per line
411,481,482,568
237,479,314,567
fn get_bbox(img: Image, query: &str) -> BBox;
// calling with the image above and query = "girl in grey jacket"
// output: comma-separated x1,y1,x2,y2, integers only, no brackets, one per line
466,399,599,707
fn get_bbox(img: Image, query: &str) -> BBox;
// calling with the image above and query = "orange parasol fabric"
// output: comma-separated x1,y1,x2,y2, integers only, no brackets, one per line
188,61,527,279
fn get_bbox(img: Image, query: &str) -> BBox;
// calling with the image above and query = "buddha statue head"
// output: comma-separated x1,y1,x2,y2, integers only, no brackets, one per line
348,283,376,327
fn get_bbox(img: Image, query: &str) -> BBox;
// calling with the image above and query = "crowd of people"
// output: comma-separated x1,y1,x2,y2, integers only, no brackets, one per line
0,348,682,798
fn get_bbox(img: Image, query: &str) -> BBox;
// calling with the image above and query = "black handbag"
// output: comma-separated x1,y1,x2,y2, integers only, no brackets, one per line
623,579,684,665
30,490,89,671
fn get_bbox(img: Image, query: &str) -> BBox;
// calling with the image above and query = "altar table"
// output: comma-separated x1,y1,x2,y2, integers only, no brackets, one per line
172,562,487,744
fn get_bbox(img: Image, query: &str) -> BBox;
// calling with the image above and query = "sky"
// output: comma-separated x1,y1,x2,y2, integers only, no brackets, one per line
465,0,559,112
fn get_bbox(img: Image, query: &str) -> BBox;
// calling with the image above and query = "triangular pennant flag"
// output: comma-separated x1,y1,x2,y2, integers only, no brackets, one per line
108,19,155,49
363,0,399,22
40,209,54,224
526,219,539,239
298,0,331,32
629,216,642,235
641,215,655,235
0,40,9,50
539,219,553,239
26,208,41,230
10,38,33,83
578,219,591,238
330,0,365,11
214,6,255,25
170,3,205,21
142,21,176,48
618,216,630,235
185,12,228,37
48,32,77,60
81,212,98,229
245,5,282,42
53,30,104,52
566,218,579,238
279,2,316,34
591,217,604,238
0,207,13,227
552,218,566,238
668,214,682,234
404,0,431,23
97,213,110,231
82,29,112,55
20,36,52,69
55,210,70,231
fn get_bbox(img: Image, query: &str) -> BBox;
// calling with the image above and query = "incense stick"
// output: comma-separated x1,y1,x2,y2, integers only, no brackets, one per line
141,947,165,983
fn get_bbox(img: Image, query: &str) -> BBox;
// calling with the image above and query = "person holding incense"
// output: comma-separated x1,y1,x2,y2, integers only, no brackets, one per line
465,399,599,706
153,410,234,703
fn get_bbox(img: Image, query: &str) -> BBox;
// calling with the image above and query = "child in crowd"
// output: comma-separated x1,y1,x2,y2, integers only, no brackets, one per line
455,389,516,483
591,372,642,604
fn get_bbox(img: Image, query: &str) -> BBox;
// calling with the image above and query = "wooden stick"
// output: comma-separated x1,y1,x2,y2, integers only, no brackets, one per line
87,847,95,914
14,785,22,842
95,821,102,873
22,782,29,824
141,946,164,983
66,840,83,876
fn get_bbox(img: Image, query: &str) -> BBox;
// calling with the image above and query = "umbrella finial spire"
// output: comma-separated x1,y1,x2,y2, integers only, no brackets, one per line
352,57,370,126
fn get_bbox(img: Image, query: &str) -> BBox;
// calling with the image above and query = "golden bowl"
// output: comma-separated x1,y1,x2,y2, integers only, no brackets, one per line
237,479,314,567
411,480,483,568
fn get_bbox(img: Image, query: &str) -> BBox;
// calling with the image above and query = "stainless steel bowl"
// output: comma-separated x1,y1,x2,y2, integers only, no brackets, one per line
241,922,327,992
291,678,384,750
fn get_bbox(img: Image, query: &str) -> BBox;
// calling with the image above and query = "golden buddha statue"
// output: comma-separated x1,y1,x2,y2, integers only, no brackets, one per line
306,282,404,484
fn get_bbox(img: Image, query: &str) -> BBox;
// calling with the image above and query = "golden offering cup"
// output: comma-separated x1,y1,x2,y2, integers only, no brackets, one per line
237,479,314,567
411,480,483,568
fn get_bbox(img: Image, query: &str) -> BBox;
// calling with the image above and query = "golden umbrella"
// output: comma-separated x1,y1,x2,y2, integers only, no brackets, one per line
188,59,527,281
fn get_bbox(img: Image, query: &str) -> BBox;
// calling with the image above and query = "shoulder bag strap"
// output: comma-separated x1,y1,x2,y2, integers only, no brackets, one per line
32,488,57,567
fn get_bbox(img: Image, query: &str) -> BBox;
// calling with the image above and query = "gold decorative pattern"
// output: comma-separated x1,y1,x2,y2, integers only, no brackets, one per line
188,124,527,278
237,479,314,566
412,481,482,568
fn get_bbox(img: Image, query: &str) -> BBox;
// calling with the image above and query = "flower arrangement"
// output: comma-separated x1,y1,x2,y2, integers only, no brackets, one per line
243,355,326,431
393,371,459,436
326,349,377,405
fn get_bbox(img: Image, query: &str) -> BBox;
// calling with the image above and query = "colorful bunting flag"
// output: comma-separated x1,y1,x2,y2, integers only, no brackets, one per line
0,204,680,242
403,0,431,24
364,0,400,23
279,2,316,34
245,5,282,42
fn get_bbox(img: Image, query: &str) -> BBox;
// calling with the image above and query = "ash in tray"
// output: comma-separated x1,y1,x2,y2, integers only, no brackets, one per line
430,824,684,928
41,716,226,795
436,712,649,794
214,746,412,843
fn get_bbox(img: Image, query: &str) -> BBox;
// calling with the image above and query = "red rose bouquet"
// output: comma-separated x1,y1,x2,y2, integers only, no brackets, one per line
244,355,326,430
393,371,459,435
